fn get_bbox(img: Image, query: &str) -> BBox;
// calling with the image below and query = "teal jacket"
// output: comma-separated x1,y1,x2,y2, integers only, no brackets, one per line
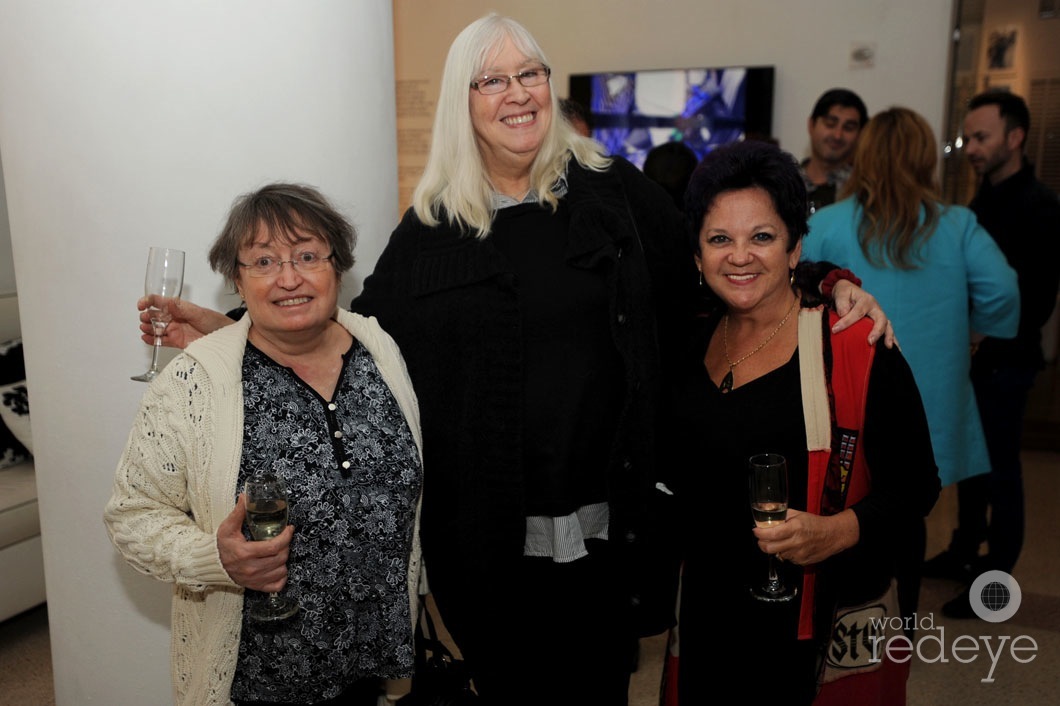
803,198,1019,486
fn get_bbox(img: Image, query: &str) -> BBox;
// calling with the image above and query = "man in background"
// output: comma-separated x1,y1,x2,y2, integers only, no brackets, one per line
799,88,868,210
925,91,1060,618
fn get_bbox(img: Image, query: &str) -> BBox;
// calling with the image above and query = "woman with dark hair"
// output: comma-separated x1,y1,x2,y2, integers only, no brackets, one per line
662,140,940,705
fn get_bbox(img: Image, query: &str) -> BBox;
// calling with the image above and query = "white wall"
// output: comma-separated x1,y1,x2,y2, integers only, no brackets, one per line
0,153,14,295
0,2,397,703
394,0,956,208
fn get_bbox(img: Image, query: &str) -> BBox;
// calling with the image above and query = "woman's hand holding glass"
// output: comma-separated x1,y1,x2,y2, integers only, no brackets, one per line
748,454,797,602
131,247,185,381
216,490,295,595
753,507,861,567
241,475,300,621
137,295,234,350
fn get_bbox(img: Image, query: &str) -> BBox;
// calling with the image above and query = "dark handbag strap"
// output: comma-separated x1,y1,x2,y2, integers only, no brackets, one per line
400,596,479,705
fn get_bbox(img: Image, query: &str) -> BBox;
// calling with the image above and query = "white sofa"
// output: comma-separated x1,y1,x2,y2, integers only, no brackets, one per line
0,459,44,622
0,294,44,623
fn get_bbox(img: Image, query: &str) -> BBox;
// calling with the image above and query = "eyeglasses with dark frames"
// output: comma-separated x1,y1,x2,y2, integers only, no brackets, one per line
470,65,551,95
237,251,334,278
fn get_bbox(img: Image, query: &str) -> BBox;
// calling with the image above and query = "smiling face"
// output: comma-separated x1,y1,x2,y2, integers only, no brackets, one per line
694,187,802,315
469,36,552,183
808,105,863,168
235,223,339,341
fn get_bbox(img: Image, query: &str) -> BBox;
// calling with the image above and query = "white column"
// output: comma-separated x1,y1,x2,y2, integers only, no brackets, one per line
0,2,397,703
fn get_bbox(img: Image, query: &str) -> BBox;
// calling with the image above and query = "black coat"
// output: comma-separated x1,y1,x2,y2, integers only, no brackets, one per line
970,162,1060,371
350,157,695,643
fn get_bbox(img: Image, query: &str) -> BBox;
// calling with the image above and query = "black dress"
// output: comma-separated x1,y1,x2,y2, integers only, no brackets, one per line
661,314,939,705
666,316,818,704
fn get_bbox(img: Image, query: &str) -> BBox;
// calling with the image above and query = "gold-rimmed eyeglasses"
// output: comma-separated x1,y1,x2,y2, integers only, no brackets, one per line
237,251,334,278
470,65,551,95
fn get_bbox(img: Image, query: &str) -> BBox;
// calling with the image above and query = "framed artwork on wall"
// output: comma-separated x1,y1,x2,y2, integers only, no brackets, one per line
985,25,1018,73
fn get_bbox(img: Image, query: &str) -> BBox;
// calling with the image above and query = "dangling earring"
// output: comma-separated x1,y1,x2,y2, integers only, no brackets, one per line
699,270,704,287
789,270,795,286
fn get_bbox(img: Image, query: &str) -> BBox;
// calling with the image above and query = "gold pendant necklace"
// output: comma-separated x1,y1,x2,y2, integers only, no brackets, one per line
720,296,798,394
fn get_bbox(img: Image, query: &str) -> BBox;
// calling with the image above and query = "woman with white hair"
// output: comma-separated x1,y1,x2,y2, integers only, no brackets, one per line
140,14,889,704
349,16,693,703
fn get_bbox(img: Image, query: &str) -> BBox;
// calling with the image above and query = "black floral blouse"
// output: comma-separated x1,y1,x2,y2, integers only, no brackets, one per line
230,338,422,704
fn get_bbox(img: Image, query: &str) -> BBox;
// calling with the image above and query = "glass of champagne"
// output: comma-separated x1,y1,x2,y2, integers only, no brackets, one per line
131,247,185,382
749,453,797,602
244,474,299,622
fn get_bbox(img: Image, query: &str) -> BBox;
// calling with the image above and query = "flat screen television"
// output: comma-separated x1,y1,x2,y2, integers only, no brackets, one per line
568,66,775,169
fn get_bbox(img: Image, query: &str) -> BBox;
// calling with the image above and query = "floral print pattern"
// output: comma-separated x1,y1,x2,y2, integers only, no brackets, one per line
230,339,421,703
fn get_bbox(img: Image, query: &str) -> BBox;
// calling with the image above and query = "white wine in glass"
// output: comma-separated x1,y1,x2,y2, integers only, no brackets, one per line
749,453,797,602
244,474,299,622
131,247,185,382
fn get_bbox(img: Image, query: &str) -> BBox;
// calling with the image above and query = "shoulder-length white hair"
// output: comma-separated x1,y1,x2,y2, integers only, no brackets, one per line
412,14,610,238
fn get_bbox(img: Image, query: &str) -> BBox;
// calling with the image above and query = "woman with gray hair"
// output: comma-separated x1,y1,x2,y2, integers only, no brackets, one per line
109,183,423,706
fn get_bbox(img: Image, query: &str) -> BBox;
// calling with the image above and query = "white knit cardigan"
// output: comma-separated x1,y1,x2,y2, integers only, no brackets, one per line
104,309,424,706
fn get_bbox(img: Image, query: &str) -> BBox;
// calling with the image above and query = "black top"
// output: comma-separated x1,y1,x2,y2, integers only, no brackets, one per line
230,340,422,703
969,161,1060,371
661,313,940,704
489,201,624,515
350,157,697,644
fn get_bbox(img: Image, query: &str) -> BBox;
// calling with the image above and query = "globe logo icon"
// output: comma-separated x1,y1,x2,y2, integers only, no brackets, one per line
969,571,1021,622
980,581,1011,612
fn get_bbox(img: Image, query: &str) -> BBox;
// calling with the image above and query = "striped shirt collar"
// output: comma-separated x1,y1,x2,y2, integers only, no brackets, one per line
490,173,569,210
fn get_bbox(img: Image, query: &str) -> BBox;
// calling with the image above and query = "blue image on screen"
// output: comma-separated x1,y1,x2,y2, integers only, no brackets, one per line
585,68,752,169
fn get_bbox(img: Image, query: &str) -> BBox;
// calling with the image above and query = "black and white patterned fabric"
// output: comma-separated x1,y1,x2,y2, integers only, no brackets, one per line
0,381,31,454
0,339,30,468
230,338,422,704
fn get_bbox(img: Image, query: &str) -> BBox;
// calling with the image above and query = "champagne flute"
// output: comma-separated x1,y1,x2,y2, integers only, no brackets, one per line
244,474,299,622
131,247,185,382
749,453,797,602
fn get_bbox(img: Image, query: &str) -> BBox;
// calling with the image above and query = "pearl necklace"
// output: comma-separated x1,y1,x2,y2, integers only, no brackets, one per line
720,296,799,394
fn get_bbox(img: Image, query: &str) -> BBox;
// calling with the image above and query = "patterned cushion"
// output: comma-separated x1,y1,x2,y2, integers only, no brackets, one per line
0,340,30,468
0,382,31,455
0,339,25,385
